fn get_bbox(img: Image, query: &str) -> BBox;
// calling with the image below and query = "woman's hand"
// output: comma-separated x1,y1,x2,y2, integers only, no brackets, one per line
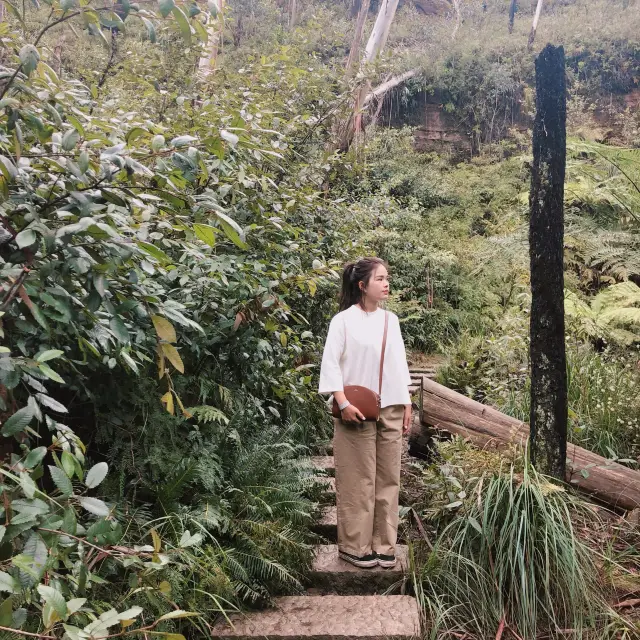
341,404,366,424
402,404,412,434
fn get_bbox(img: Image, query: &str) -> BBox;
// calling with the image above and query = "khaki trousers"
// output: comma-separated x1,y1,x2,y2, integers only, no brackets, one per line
333,404,404,557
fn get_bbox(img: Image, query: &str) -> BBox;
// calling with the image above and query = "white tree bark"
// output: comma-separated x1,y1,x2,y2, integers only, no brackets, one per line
451,0,461,40
362,0,400,64
289,0,297,28
363,68,420,106
198,0,225,78
528,0,543,50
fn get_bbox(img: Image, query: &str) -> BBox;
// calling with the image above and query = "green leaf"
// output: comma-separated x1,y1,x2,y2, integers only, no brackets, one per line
38,363,65,384
36,394,68,413
24,447,47,468
37,585,67,619
21,532,48,585
194,223,217,247
19,44,40,76
138,241,172,265
171,135,198,148
62,128,80,151
126,127,147,145
60,0,77,10
170,5,192,44
49,465,73,497
151,134,165,151
66,598,86,616
85,462,108,489
61,451,76,478
77,497,110,517
141,17,157,43
19,473,37,499
15,228,36,248
37,349,64,362
12,498,49,517
0,596,12,626
214,211,247,250
109,316,130,345
0,571,18,594
158,0,174,17
2,405,34,437
61,507,77,535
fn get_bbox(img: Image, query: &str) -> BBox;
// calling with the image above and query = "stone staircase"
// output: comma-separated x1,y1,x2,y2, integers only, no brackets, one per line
211,454,422,639
408,367,436,396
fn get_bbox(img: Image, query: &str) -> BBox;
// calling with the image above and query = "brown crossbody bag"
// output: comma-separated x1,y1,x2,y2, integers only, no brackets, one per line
331,310,389,422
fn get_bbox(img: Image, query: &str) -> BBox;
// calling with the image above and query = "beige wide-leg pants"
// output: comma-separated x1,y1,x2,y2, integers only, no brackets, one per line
333,404,404,557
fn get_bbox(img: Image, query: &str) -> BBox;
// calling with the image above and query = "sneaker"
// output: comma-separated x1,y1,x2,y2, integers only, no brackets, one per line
377,554,396,568
338,551,378,568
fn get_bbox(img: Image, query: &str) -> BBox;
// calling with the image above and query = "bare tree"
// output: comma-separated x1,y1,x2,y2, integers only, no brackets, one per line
337,0,401,150
451,0,462,39
345,0,371,78
198,0,225,78
528,0,543,49
529,44,568,479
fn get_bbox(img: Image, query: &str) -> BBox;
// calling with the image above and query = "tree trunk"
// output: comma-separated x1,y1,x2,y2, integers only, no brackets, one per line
529,44,567,479
337,0,401,150
345,0,372,78
528,0,543,49
420,378,640,511
363,0,400,63
508,0,517,33
198,0,225,78
289,0,298,28
451,0,461,40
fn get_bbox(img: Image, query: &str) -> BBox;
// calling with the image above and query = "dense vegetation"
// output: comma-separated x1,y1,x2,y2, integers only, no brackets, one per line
0,0,639,638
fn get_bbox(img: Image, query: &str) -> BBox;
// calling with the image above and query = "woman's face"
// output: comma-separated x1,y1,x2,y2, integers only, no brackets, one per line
361,264,389,303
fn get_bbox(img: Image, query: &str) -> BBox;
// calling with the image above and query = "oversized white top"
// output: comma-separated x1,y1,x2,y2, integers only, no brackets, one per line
318,305,412,408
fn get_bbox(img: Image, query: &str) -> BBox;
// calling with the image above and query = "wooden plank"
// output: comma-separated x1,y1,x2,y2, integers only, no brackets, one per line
421,378,640,511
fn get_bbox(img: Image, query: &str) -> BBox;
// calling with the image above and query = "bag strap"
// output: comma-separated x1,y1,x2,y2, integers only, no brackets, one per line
378,311,389,397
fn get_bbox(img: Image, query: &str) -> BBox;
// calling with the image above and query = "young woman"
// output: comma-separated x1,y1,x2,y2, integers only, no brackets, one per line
318,257,412,569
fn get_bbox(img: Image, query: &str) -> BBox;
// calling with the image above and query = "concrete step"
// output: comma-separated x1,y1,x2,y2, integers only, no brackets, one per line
310,456,335,476
310,545,408,594
210,595,421,639
312,505,337,540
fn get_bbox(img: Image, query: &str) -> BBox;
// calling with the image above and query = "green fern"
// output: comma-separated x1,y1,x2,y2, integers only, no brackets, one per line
565,281,640,345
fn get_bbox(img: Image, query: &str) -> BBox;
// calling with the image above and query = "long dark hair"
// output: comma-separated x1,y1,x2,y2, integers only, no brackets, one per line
338,257,387,312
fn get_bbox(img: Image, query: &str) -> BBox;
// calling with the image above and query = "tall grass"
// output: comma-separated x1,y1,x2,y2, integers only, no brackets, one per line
412,464,608,639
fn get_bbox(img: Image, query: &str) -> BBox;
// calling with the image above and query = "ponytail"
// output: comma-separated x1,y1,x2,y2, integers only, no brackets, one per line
338,257,386,312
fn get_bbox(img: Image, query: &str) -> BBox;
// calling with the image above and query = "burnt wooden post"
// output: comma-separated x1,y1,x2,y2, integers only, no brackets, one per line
529,44,567,479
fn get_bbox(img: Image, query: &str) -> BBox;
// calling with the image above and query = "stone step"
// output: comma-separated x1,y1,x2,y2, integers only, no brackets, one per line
409,367,436,374
310,456,335,476
312,505,337,540
210,595,421,639
310,545,408,594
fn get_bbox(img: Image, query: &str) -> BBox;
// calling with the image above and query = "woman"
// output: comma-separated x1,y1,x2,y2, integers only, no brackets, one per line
318,257,412,569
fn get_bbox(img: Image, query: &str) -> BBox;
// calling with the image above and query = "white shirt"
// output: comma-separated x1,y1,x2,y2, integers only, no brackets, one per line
318,305,412,408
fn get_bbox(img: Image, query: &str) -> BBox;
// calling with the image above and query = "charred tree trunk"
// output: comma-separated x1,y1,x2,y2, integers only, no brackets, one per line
529,44,567,480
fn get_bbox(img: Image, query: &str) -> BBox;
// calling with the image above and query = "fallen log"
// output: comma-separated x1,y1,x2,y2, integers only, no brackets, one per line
421,378,640,511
